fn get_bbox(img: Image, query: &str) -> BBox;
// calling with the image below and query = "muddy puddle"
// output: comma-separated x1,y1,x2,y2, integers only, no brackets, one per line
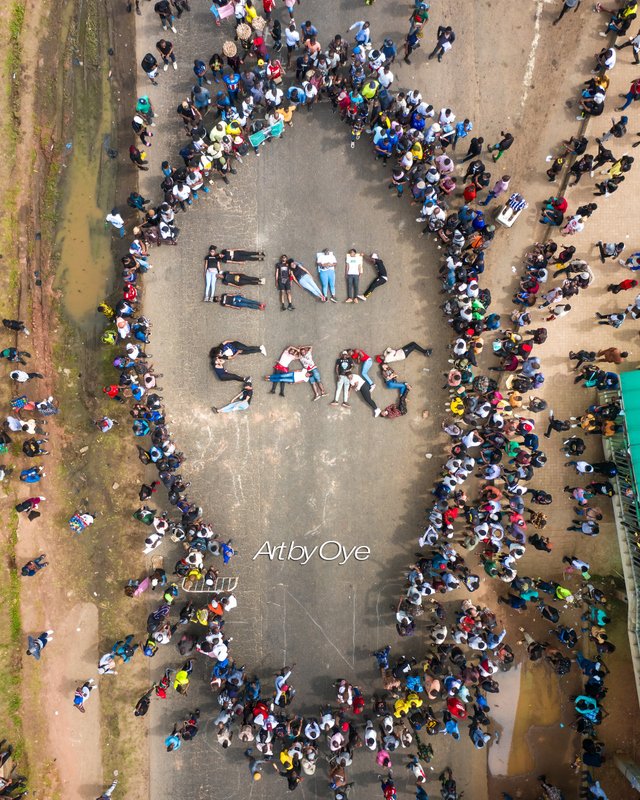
54,139,115,328
53,0,116,330
488,659,576,797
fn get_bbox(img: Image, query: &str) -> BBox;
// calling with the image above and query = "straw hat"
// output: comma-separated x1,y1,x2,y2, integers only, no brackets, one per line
236,22,251,40
222,40,237,57
252,15,266,31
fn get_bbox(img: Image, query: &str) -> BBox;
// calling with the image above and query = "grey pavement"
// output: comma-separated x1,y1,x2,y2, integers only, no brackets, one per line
128,1,617,799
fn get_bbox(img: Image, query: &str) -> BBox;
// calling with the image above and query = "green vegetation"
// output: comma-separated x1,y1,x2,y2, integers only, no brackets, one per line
0,507,25,758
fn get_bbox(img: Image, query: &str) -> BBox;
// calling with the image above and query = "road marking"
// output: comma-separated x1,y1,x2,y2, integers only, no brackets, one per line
522,0,544,109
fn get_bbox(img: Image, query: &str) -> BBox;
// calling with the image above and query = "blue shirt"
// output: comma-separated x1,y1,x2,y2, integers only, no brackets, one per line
455,120,472,138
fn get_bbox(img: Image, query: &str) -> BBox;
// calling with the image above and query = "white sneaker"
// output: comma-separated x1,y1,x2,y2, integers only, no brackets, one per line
370,383,376,391
259,278,266,284
173,61,177,70
260,345,267,356
374,408,381,417
163,64,169,71
171,25,177,33
357,294,366,301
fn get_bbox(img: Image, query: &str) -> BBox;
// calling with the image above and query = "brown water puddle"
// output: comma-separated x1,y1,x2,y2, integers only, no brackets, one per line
53,0,116,329
54,145,115,326
489,659,577,798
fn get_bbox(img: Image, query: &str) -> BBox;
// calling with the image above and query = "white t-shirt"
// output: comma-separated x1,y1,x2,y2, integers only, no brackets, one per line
316,251,337,269
382,347,405,363
285,28,300,47
345,253,363,275
277,349,298,369
348,374,365,391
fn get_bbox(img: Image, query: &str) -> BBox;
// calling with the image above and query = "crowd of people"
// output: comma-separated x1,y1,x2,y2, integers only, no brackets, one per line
98,1,638,798
13,0,640,798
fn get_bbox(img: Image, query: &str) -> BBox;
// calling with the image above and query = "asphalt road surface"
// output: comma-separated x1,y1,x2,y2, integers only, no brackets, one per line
133,1,592,798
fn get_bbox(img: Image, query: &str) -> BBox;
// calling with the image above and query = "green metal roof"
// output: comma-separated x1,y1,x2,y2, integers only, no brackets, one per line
620,371,640,486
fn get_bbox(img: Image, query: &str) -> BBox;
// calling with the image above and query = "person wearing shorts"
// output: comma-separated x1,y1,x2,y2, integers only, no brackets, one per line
275,254,294,310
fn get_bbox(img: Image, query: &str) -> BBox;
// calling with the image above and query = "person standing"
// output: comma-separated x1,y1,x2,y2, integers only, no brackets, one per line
616,77,640,111
154,0,176,32
428,26,455,62
607,277,637,293
74,679,96,712
141,52,160,85
285,21,300,67
363,252,388,298
156,39,177,70
96,771,119,800
26,630,54,659
597,347,629,364
481,175,510,206
345,249,364,303
616,30,640,64
460,136,484,163
488,131,514,161
105,209,126,237
553,0,581,25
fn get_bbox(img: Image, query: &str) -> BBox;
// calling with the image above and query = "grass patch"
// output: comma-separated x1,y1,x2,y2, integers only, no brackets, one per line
0,506,26,759
7,1,25,77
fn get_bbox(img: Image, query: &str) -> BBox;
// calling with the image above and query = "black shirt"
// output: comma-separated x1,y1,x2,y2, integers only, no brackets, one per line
275,263,292,284
156,40,173,56
373,257,387,278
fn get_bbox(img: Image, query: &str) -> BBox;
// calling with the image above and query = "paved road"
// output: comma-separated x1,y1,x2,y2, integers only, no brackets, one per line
131,2,595,798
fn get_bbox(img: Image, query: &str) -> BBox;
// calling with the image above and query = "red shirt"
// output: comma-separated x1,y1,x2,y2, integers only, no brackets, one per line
619,279,636,290
351,349,370,363
263,0,275,11
463,184,477,202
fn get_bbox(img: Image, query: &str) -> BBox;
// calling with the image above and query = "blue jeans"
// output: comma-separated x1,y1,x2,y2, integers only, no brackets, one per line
318,268,335,297
361,358,373,385
230,295,261,309
268,372,297,383
619,92,640,110
205,270,217,300
386,378,407,395
299,273,324,298
218,399,250,413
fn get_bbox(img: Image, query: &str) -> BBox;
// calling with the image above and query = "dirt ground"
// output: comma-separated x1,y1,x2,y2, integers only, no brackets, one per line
0,0,151,798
